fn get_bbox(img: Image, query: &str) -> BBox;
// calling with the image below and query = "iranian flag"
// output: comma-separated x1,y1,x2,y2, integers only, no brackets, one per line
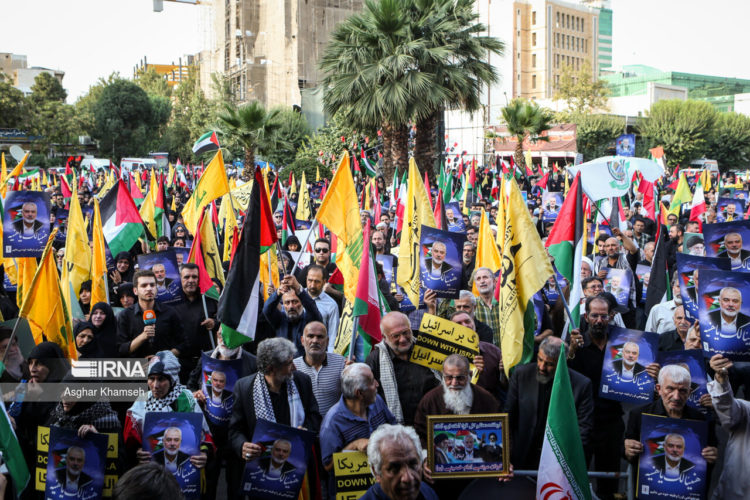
689,178,706,224
192,131,220,156
351,225,386,359
99,179,148,256
536,349,592,500
217,166,278,348
545,172,585,330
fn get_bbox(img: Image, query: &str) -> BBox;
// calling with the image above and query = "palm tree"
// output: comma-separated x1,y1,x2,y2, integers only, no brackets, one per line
320,0,446,181
409,0,504,183
498,98,554,172
217,101,282,179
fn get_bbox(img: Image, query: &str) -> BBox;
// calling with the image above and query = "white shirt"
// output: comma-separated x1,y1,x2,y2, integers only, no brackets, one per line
307,290,340,351
164,453,178,473
721,315,738,335
664,460,680,479
621,364,635,381
645,300,678,334
64,474,80,494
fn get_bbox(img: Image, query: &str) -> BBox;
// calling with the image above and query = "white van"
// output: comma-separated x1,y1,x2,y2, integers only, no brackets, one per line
120,158,158,172
80,157,112,172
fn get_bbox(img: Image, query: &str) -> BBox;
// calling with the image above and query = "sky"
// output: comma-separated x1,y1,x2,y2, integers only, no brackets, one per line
2,0,750,103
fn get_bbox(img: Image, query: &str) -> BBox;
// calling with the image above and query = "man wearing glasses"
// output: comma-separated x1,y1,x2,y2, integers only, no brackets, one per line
296,239,341,300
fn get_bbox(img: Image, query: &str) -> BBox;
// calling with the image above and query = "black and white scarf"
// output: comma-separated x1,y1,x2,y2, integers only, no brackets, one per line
145,382,188,412
252,374,305,428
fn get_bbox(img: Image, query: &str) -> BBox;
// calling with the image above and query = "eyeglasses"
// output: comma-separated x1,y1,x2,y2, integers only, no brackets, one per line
314,248,329,253
443,375,467,382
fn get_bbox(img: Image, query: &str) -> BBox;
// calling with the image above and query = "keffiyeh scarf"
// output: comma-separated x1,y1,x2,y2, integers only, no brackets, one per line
252,374,305,428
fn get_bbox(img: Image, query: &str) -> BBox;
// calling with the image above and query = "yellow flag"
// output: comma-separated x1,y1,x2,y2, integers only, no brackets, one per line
61,176,91,314
668,173,692,216
289,172,297,196
260,245,280,300
495,177,505,249
476,208,501,272
167,163,175,187
220,194,238,262
316,166,320,182
500,179,554,375
196,208,225,286
139,186,157,238
181,151,230,235
297,170,312,222
91,199,109,306
134,171,143,192
0,152,6,187
20,230,77,359
15,257,37,309
397,158,436,306
316,152,363,302
3,151,29,196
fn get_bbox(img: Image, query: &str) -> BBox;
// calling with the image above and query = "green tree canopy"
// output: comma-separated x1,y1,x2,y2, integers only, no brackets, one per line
28,72,67,104
217,101,283,179
494,98,553,169
259,108,311,168
706,112,750,171
554,61,609,117
569,113,625,161
0,79,27,128
638,99,717,171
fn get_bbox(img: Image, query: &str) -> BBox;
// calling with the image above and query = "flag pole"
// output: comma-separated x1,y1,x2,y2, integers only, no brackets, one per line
348,316,359,362
291,220,319,271
201,293,216,350
552,275,577,341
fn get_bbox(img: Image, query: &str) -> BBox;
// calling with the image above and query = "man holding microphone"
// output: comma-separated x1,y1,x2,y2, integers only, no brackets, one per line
116,270,187,359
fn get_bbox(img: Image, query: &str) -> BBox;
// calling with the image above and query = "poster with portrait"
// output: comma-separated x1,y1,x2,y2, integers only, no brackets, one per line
241,419,316,500
143,412,203,500
697,269,750,360
445,202,466,233
637,414,708,500
734,190,749,203
716,197,744,222
309,180,325,201
3,191,51,257
656,350,709,414
604,268,632,308
200,353,243,427
45,426,108,500
676,254,731,322
616,133,636,157
702,220,750,270
682,233,705,256
53,208,69,243
136,249,183,304
599,327,658,404
636,264,651,304
376,254,396,288
427,414,510,478
419,226,465,299
172,246,190,267
541,192,563,222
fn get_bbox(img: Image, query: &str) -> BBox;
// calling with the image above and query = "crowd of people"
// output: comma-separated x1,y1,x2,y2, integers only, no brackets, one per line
1,162,750,500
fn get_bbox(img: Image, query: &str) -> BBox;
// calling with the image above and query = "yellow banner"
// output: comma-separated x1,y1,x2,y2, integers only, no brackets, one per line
410,314,479,371
332,451,375,500
333,300,354,356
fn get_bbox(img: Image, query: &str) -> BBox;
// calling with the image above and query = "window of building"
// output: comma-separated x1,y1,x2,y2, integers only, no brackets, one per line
532,32,536,46
576,37,580,51
517,52,520,60
532,54,536,67
532,11,536,24
582,19,585,31
566,14,570,29
532,74,536,89
556,12,560,27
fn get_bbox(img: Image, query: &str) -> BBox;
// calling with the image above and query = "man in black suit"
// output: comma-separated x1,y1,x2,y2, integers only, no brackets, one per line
52,446,95,497
505,337,594,468
12,201,44,235
716,232,750,269
151,427,192,474
229,338,321,464
651,434,695,479
707,286,750,341
611,341,648,383
423,241,453,278
258,439,297,480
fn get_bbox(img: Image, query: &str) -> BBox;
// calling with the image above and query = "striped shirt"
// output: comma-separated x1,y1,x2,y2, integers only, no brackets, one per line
293,352,345,418
319,395,396,465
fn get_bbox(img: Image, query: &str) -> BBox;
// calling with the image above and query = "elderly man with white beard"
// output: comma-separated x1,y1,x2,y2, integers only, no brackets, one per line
413,355,502,500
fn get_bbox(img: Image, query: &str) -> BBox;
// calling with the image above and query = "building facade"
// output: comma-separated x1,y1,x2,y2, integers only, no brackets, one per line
0,52,64,96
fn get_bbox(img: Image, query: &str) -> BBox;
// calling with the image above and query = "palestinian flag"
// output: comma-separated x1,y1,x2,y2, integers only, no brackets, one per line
328,267,345,294
281,194,295,246
129,173,145,207
545,172,585,329
192,131,220,156
217,166,278,348
99,180,147,256
361,147,377,178
154,173,170,238
645,220,671,316
351,225,387,359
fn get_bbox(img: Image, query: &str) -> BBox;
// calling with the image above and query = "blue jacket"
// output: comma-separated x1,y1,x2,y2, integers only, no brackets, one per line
262,290,322,355
360,483,438,500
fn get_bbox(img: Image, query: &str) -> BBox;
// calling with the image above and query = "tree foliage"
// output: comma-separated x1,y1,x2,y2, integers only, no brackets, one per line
638,99,717,171
136,68,172,99
259,109,311,168
706,112,750,171
0,79,27,128
92,79,168,160
569,113,625,161
494,98,553,169
28,72,67,105
217,101,283,179
554,61,609,117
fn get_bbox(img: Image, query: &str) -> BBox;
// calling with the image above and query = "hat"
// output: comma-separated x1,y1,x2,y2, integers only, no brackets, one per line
148,350,181,385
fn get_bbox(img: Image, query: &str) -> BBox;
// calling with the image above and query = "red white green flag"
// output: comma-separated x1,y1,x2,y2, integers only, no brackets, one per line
351,225,387,358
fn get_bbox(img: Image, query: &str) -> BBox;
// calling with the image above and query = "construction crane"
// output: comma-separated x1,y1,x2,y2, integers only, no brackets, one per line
153,0,201,12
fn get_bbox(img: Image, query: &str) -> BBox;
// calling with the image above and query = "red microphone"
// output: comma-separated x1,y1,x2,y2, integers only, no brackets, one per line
143,310,156,344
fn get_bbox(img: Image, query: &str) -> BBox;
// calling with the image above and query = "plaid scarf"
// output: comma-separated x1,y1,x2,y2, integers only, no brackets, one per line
252,374,305,428
377,341,404,424
145,382,189,412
